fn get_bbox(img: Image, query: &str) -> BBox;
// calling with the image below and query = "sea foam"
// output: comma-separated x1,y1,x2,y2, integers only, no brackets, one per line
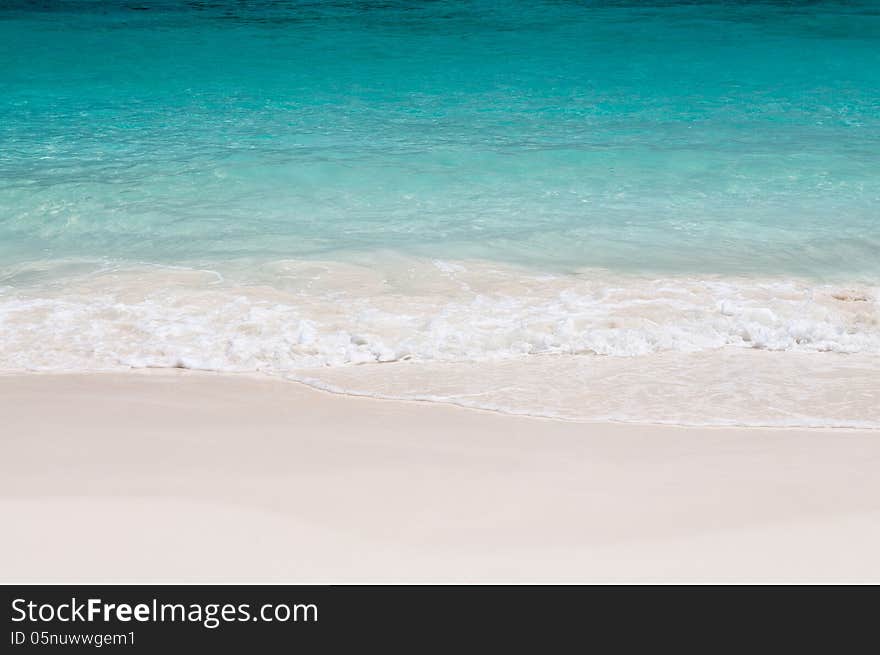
1,259,877,371
1,259,877,427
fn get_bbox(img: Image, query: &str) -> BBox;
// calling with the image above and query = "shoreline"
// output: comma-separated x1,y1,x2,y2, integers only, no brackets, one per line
3,256,877,428
3,359,879,430
3,369,880,582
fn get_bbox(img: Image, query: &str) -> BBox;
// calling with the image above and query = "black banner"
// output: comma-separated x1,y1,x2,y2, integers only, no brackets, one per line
2,585,877,650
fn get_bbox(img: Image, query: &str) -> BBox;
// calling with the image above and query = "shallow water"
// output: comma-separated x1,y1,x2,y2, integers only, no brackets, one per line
2,0,879,275
1,1,878,425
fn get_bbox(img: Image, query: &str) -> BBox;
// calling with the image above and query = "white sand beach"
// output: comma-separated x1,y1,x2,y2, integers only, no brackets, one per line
1,370,879,583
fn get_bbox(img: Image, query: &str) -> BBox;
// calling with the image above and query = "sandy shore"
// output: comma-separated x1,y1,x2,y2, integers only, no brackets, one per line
1,370,879,583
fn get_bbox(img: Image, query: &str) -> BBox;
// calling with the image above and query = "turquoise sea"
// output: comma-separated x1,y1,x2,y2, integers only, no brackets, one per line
1,1,878,425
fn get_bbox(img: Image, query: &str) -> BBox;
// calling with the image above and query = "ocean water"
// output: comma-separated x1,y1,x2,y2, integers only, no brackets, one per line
1,1,878,426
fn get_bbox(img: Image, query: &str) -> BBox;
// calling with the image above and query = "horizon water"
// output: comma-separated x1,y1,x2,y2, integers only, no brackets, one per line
1,1,879,426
